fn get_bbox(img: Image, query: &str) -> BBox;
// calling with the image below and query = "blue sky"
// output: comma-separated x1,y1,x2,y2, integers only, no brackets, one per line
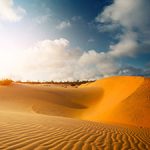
0,0,149,81
14,0,113,50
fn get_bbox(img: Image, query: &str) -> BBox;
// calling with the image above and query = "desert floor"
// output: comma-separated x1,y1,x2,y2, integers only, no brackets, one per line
0,76,149,149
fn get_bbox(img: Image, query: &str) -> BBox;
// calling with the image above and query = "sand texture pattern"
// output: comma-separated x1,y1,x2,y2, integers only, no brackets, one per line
0,76,149,149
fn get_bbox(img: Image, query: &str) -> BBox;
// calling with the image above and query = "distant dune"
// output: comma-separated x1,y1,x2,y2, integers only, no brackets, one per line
0,76,149,149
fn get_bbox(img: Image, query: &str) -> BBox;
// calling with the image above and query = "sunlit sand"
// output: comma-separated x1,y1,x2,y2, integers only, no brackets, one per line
0,76,149,149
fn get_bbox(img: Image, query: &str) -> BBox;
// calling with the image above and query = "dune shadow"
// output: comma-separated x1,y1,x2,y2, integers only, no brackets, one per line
39,87,104,109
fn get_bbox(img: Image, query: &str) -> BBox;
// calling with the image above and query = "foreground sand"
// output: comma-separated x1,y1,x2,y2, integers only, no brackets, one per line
0,111,149,150
0,76,149,149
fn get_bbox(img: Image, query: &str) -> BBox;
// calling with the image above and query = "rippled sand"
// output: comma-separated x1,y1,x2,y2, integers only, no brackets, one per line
0,112,149,150
0,76,149,149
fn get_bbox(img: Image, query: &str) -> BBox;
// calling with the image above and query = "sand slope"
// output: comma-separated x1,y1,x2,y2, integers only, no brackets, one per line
0,76,150,149
80,76,150,128
104,78,150,127
0,83,101,118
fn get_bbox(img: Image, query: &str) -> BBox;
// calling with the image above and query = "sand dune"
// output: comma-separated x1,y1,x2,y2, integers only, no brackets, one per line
0,76,149,149
0,83,100,118
81,76,150,128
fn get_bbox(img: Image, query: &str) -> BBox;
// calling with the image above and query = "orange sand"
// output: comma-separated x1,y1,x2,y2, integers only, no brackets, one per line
81,76,150,128
0,76,149,149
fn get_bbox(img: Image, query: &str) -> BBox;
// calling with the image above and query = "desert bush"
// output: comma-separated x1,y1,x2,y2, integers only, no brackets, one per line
0,79,13,86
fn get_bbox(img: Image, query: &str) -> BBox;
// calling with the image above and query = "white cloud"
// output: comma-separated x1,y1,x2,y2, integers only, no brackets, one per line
0,0,26,22
96,0,149,30
56,21,71,30
109,31,138,57
19,38,118,81
96,0,150,57
78,51,118,76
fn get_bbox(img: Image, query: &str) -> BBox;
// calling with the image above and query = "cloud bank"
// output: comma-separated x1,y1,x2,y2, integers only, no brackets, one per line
20,38,118,81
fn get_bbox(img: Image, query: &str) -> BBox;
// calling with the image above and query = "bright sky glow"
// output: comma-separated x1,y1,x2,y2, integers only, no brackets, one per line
0,0,149,81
